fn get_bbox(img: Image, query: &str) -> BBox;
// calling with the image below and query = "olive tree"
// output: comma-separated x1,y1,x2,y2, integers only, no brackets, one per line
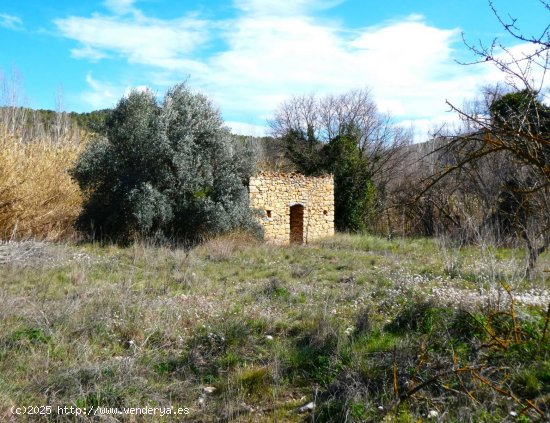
71,83,261,243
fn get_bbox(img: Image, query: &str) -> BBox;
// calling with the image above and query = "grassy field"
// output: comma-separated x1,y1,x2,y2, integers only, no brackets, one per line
1,234,549,422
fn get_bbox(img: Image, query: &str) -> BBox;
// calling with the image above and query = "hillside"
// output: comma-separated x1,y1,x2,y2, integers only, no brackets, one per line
0,106,111,137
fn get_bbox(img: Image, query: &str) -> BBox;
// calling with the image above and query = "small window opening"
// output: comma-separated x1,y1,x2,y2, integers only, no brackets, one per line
266,210,272,218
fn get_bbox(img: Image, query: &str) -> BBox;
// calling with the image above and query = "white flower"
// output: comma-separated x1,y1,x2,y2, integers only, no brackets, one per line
428,410,438,418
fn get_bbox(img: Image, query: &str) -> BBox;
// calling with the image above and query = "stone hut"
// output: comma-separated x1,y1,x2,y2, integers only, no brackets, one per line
249,172,334,244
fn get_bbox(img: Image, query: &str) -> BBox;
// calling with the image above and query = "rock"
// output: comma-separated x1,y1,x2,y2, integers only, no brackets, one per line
339,275,356,284
203,386,216,394
296,402,315,413
428,410,439,418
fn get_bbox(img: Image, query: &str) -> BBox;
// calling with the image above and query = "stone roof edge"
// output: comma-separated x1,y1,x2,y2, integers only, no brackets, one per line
251,172,333,179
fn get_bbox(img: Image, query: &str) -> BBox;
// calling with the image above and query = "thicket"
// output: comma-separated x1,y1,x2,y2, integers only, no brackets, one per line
385,0,550,277
270,89,409,232
0,67,88,241
71,83,261,244
0,132,84,241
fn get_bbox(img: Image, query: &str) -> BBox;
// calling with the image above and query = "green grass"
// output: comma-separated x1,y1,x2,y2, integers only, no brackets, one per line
0,233,549,422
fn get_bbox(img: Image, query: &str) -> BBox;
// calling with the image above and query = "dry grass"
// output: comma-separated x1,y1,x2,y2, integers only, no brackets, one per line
0,129,85,241
0,234,548,421
198,231,262,261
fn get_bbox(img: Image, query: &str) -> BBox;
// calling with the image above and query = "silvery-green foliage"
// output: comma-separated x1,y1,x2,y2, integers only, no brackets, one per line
71,83,261,243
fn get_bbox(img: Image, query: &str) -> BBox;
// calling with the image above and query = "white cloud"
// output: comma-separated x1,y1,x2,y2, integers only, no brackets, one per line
83,74,158,109
104,0,136,15
123,85,150,96
71,45,108,61
0,13,22,30
55,14,208,68
57,0,537,140
225,121,268,136
194,13,471,133
82,73,122,109
233,0,344,16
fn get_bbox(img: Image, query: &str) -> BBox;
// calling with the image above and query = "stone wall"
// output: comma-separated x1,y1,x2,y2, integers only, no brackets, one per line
249,172,334,244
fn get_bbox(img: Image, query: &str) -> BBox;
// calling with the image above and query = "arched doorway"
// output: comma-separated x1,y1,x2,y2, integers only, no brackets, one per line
289,204,304,244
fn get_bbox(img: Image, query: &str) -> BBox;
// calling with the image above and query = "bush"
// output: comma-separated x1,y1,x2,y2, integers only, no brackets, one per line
280,125,377,232
325,128,376,232
71,84,261,243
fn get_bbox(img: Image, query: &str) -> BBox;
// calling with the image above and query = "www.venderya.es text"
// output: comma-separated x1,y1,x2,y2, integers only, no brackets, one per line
11,405,190,417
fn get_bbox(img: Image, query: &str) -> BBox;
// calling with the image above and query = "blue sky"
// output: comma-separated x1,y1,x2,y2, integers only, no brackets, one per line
0,0,547,138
